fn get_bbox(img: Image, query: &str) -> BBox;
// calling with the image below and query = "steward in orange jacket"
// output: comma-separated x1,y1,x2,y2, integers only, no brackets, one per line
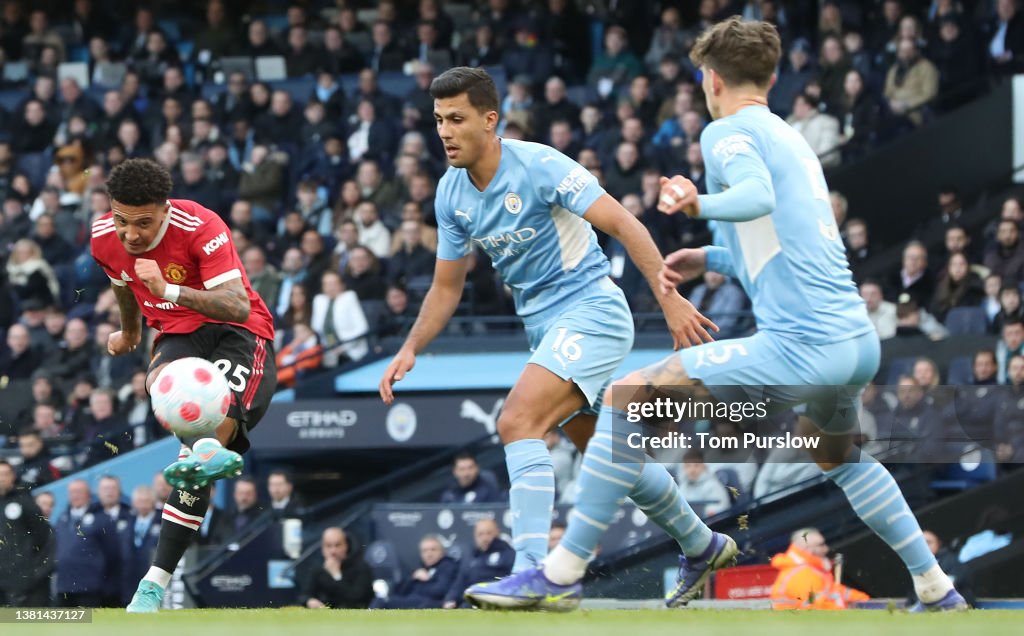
770,529,869,610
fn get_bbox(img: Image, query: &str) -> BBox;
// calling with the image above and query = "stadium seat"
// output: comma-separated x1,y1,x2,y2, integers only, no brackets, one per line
256,56,288,81
885,356,917,385
929,446,997,491
945,306,988,335
946,356,974,385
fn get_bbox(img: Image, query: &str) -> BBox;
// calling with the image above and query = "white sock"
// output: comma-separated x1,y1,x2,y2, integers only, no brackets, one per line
543,545,588,585
912,563,954,603
143,566,173,589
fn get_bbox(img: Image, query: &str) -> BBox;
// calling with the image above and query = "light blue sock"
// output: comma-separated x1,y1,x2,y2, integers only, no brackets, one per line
505,438,555,572
561,407,646,560
630,462,713,556
824,454,936,575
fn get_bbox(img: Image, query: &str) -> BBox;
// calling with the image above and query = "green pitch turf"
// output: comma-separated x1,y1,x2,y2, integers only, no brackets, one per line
5,608,1021,636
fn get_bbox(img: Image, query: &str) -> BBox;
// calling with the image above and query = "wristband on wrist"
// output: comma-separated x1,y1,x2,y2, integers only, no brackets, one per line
163,284,181,303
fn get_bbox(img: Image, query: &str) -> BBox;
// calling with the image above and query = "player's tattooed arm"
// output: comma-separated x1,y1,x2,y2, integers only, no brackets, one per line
176,278,252,323
113,283,142,337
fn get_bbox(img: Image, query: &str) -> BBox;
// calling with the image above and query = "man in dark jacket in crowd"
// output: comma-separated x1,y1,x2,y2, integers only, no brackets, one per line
120,485,161,605
370,535,458,609
300,527,373,609
444,519,515,608
0,460,54,606
439,452,503,504
54,479,121,607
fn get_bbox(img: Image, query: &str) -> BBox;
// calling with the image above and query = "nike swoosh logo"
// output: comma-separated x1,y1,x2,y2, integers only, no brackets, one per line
198,450,217,461
544,591,575,603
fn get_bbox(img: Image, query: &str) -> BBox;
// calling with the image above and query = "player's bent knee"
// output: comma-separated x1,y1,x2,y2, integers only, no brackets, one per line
496,408,547,444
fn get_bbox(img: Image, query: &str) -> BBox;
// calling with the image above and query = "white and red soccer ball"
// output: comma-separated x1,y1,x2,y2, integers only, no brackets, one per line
151,357,231,437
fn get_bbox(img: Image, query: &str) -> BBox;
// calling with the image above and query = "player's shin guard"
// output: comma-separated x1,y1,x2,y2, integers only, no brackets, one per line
629,462,713,556
547,407,644,583
152,483,212,576
824,451,937,576
505,438,556,572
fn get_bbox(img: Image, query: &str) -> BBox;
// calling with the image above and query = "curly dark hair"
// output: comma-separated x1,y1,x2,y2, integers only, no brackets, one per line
105,158,173,206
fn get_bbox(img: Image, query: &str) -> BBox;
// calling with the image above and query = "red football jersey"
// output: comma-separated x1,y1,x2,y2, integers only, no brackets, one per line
91,199,275,342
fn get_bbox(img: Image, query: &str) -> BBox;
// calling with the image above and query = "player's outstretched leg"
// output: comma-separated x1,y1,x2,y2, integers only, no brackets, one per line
629,461,737,606
806,418,966,611
128,449,213,613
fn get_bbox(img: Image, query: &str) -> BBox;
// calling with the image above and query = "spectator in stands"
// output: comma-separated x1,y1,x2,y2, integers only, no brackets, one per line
239,19,281,58
991,283,1023,334
987,0,1024,75
389,220,435,286
985,219,1024,285
502,20,554,92
931,252,984,320
533,77,579,145
440,452,503,504
443,518,515,608
887,376,945,459
91,322,140,389
0,460,53,607
996,354,1024,463
225,476,266,537
643,6,687,72
983,273,1005,328
930,16,982,111
80,389,132,467
276,322,323,388
332,220,361,273
322,26,365,76
267,470,303,519
377,284,413,339
788,93,841,167
343,246,387,302
1,323,40,382
884,37,939,127
54,479,120,607
301,527,373,609
588,25,643,94
311,270,369,366
895,295,949,340
238,145,285,221
35,491,55,521
354,201,392,259
22,9,65,66
887,241,934,306
32,213,74,266
689,271,748,339
42,318,94,389
355,159,400,221
769,528,868,609
242,246,280,315
174,154,222,216
120,369,161,448
676,450,730,518
7,238,59,307
604,142,644,200
997,318,1024,383
116,119,148,159
837,69,880,162
951,350,1001,446
257,91,304,147
368,20,407,73
458,22,502,68
121,485,160,606
284,25,321,78
844,218,874,283
770,37,815,116
817,35,851,112
97,474,130,606
275,249,310,325
16,430,60,488
370,535,458,609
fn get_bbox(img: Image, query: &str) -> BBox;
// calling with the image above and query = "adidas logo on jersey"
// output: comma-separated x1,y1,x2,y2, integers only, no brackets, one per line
202,232,229,256
120,270,133,282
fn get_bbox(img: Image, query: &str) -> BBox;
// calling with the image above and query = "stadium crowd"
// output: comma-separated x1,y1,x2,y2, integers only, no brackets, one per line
1,0,1024,608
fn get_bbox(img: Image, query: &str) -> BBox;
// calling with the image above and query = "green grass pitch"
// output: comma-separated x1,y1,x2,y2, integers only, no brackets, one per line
5,608,1021,636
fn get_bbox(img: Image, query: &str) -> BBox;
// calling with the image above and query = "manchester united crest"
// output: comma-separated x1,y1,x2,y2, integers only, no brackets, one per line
164,263,187,283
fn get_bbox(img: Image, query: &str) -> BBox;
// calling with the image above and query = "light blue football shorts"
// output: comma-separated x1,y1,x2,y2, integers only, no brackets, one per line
677,329,881,433
524,277,635,417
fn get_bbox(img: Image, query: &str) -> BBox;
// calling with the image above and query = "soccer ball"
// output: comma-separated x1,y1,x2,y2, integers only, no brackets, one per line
151,357,231,438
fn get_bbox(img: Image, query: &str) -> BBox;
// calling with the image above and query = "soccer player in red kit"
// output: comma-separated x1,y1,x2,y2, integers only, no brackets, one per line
91,158,277,612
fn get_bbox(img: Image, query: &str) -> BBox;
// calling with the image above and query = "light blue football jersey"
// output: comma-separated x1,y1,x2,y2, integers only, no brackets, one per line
696,105,874,344
435,139,611,319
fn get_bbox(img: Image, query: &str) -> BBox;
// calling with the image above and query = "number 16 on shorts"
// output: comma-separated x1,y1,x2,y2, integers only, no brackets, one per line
552,328,584,370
